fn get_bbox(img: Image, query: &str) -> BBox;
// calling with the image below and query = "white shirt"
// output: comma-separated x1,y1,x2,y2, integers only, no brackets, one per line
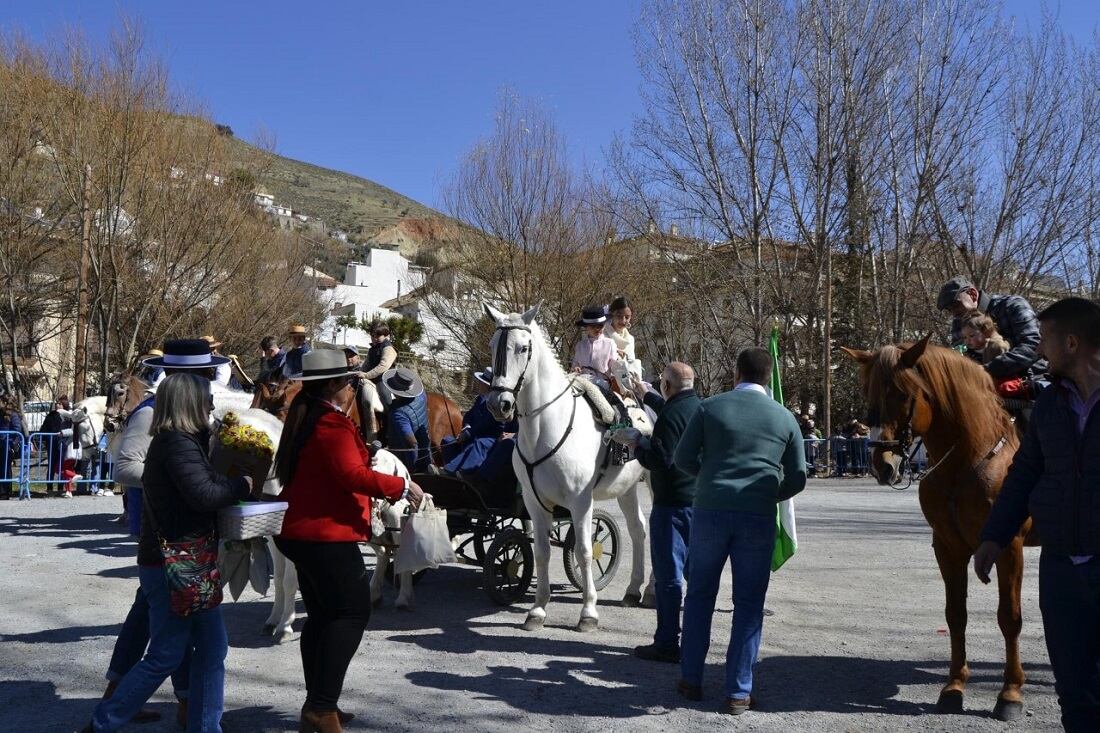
214,362,232,387
734,382,768,395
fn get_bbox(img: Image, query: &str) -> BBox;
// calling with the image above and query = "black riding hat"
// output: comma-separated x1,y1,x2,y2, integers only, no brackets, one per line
576,305,608,327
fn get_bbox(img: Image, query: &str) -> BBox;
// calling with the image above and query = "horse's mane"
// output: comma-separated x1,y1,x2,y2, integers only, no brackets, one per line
866,343,1016,458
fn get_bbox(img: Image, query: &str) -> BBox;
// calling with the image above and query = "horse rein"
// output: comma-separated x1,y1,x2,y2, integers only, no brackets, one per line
868,393,1009,490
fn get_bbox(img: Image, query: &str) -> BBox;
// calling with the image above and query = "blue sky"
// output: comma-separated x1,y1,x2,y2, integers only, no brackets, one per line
2,1,1097,210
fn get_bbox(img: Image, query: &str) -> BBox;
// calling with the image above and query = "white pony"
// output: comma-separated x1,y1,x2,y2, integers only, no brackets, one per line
484,303,651,631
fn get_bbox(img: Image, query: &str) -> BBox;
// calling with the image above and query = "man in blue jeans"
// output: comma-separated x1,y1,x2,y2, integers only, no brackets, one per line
974,297,1100,733
619,362,701,663
673,347,807,715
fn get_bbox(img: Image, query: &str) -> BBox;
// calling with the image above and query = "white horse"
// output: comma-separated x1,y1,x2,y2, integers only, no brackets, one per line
484,302,651,632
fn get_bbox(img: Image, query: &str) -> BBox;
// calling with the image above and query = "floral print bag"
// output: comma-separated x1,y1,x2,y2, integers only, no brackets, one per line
158,531,223,616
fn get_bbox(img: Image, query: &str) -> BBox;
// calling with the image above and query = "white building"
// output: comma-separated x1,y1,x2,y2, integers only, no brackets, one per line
253,191,275,208
318,247,428,347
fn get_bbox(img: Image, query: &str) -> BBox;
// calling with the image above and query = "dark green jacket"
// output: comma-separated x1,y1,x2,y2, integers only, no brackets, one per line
635,389,701,507
674,386,806,515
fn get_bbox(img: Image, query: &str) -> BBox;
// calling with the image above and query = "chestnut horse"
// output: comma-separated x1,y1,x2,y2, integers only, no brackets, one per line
251,377,462,465
842,335,1033,721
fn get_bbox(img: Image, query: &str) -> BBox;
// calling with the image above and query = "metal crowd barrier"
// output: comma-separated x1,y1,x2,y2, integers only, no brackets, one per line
1,430,26,499
2,431,116,497
802,436,929,478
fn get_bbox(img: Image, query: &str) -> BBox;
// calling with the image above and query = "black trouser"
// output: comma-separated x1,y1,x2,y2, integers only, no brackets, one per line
274,538,371,711
1040,551,1100,733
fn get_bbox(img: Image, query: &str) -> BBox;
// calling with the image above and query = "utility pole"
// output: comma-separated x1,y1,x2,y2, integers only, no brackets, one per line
823,237,833,447
74,164,92,401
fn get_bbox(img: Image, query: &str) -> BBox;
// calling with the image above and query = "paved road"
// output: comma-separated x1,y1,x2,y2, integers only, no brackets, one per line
0,479,1059,731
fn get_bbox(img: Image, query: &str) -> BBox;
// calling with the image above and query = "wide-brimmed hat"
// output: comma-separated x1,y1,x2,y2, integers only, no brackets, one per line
381,367,424,400
201,335,224,350
287,325,308,337
139,348,164,360
576,304,608,327
473,366,493,386
292,349,359,381
936,276,976,310
143,339,230,369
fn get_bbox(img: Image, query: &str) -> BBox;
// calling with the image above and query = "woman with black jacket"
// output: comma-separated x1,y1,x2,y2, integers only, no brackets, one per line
85,372,258,733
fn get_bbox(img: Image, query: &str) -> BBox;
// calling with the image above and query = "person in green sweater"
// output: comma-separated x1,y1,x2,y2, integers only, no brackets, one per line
673,347,807,715
617,362,702,664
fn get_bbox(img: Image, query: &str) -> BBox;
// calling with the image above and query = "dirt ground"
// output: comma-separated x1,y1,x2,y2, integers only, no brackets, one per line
0,478,1060,732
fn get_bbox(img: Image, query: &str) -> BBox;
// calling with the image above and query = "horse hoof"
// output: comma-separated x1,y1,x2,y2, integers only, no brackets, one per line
261,624,276,636
371,597,383,609
395,601,412,612
576,617,599,633
641,593,657,609
936,690,964,714
276,629,295,644
522,615,544,632
620,592,642,608
992,699,1024,722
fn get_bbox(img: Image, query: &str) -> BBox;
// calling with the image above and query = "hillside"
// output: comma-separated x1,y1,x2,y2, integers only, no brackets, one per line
225,135,440,242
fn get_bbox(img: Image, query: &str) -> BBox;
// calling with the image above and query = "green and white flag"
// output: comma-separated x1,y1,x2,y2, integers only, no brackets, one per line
768,324,798,571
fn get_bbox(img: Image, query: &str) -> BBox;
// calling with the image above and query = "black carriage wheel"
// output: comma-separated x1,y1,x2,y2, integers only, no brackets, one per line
473,517,522,563
483,528,534,606
562,509,621,592
383,561,428,588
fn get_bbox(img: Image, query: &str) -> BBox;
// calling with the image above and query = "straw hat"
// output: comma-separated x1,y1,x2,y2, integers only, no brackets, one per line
287,325,308,337
201,335,224,350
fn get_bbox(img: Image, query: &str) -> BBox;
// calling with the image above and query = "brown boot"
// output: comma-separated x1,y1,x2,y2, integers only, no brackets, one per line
102,680,162,723
336,708,354,724
299,704,343,733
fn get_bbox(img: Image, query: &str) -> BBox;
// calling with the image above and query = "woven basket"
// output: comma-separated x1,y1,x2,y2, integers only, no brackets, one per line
217,501,288,541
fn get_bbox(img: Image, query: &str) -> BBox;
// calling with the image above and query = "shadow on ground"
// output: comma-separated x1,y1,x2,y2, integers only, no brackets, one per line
0,680,295,732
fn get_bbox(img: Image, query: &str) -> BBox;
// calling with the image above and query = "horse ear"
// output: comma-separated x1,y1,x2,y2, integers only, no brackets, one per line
521,301,542,325
483,302,506,323
899,333,932,369
838,346,872,364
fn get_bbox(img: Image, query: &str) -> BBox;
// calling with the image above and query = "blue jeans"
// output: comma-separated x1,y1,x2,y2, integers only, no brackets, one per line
107,586,191,697
680,507,776,700
649,504,692,649
92,566,227,733
126,487,143,538
1039,552,1100,733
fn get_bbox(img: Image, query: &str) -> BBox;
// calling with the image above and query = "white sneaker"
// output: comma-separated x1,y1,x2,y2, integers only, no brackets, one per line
62,490,73,499
99,487,115,496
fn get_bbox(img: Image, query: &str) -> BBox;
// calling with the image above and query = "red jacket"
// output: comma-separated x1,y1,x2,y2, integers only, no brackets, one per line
278,408,406,542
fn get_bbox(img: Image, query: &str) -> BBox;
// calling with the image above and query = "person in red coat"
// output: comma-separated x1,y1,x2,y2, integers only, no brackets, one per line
274,349,425,733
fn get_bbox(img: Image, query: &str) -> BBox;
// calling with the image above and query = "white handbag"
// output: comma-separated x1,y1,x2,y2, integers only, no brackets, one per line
394,497,455,574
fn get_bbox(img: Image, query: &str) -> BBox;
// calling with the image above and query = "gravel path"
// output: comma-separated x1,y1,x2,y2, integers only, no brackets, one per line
0,479,1059,732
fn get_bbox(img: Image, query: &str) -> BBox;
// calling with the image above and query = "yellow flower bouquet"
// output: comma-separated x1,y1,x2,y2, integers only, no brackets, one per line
212,412,274,491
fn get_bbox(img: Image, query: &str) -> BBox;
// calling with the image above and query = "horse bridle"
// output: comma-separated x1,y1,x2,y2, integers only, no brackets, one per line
489,324,534,402
868,396,918,457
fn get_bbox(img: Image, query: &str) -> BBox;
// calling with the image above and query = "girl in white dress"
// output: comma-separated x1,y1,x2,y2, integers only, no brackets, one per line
604,296,643,380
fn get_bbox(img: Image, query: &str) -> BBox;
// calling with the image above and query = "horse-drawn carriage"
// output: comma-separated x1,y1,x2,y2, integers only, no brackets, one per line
374,471,624,606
